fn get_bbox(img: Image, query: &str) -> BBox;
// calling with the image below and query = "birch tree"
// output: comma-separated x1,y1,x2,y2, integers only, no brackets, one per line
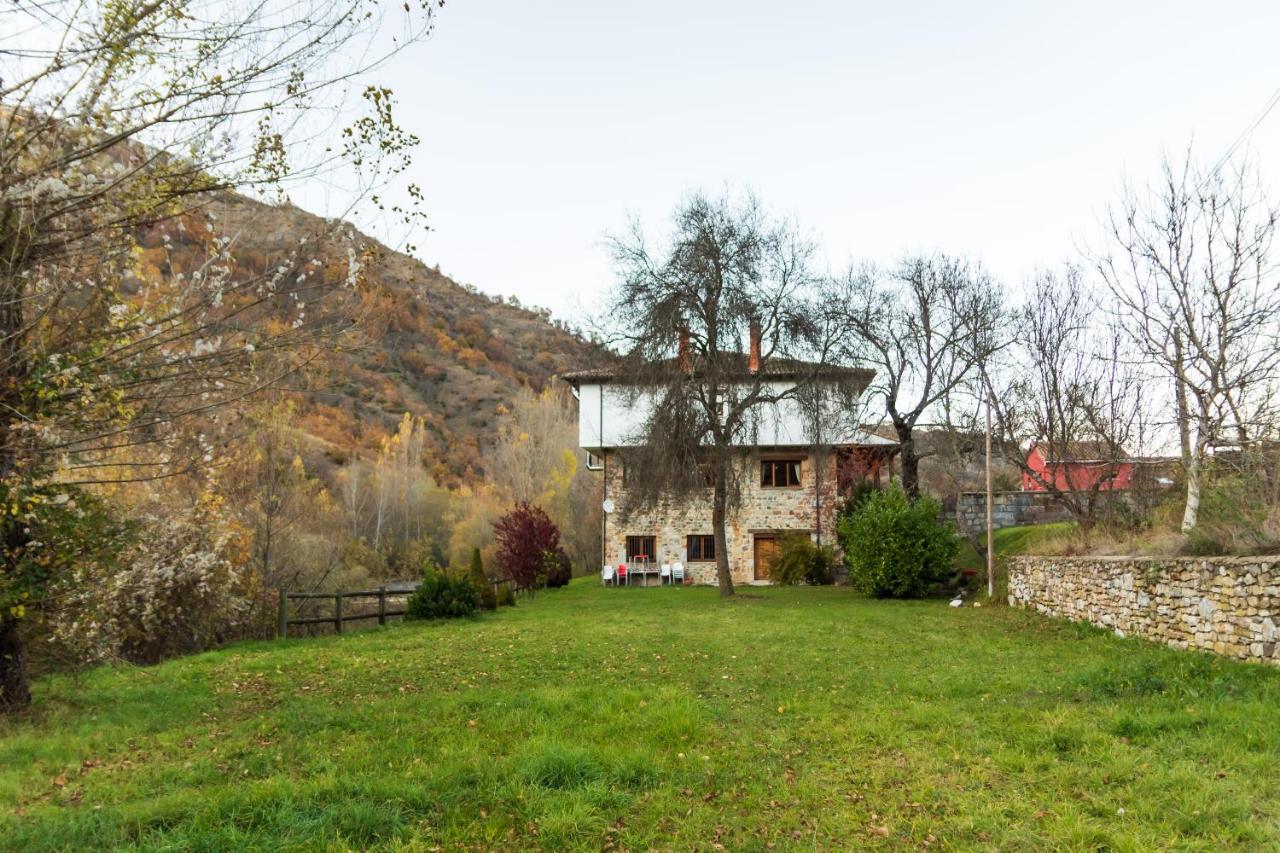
984,267,1146,535
1100,153,1280,532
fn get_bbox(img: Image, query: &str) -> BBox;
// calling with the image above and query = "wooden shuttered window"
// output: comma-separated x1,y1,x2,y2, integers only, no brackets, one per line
761,458,802,488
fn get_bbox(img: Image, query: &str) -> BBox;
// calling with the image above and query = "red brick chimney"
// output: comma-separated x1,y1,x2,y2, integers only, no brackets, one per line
678,326,692,373
748,316,761,373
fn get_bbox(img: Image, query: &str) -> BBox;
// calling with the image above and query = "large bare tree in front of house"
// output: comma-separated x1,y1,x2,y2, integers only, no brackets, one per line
827,254,1005,498
983,266,1146,536
601,191,843,597
1099,151,1280,533
0,0,440,711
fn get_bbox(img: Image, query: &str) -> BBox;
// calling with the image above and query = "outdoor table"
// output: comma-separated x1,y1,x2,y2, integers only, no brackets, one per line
629,556,661,586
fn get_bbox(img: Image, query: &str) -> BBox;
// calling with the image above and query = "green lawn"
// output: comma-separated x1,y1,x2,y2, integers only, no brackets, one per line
3,582,1279,850
955,521,1076,576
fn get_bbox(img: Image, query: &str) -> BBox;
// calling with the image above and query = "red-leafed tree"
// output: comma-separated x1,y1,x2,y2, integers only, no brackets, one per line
492,502,562,592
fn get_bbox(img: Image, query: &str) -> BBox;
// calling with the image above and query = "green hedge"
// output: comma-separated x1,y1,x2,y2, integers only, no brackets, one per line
838,485,958,598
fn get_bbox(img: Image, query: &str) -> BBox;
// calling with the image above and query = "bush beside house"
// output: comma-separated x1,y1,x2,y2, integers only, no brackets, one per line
839,485,959,598
770,535,837,586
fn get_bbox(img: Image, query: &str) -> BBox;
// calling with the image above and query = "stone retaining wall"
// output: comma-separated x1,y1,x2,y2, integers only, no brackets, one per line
1009,555,1280,664
942,491,1074,534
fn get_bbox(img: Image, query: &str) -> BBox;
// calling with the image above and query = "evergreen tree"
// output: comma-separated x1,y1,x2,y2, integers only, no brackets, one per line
470,548,497,611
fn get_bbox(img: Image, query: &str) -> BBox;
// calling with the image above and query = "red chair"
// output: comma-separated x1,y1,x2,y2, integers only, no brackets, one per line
617,563,628,586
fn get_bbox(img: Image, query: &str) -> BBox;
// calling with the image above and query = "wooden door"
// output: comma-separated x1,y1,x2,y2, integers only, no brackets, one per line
753,535,779,581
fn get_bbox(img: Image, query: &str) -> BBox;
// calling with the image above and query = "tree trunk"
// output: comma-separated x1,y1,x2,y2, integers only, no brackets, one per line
711,459,734,598
0,259,31,714
0,618,30,714
1181,449,1203,534
895,421,920,498
1173,332,1192,465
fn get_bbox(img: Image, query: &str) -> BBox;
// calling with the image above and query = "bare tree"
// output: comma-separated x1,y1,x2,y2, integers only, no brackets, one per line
827,254,1005,497
601,191,857,597
984,267,1146,535
0,0,440,711
1100,152,1280,532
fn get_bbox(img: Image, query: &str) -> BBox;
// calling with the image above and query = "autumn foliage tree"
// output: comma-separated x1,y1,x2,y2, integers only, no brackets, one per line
0,0,441,712
492,502,561,592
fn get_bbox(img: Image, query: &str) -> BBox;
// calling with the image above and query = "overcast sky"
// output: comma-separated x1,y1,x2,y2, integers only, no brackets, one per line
332,1,1280,323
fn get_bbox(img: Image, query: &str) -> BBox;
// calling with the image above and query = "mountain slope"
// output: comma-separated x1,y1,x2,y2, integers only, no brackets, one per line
143,191,601,483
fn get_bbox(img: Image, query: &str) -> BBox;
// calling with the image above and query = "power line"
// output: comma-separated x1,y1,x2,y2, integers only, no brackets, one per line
1206,82,1280,180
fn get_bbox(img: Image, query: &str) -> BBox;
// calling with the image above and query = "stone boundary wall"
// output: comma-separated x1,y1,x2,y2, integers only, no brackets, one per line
942,491,1074,534
1009,555,1280,664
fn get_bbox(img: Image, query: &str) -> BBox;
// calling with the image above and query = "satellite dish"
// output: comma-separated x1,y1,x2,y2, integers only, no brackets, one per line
602,498,615,514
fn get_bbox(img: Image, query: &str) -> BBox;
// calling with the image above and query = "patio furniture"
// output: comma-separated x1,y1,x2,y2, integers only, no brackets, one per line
601,565,616,586
617,563,628,586
660,563,672,585
631,554,655,586
671,562,684,585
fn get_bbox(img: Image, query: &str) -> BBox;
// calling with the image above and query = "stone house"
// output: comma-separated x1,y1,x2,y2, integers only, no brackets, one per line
561,329,897,585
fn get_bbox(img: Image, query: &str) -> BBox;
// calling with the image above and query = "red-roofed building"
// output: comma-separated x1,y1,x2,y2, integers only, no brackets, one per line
1021,441,1134,492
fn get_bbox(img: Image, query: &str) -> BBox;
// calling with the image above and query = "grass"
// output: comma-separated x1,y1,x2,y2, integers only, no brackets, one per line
3,581,1280,850
955,521,1075,576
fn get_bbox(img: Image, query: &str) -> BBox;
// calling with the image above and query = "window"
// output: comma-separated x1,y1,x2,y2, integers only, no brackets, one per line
586,452,603,471
686,534,716,562
626,535,656,562
761,458,802,488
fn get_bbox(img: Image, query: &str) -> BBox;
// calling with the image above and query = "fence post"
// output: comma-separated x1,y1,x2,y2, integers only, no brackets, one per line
277,589,287,640
334,593,343,634
378,587,387,626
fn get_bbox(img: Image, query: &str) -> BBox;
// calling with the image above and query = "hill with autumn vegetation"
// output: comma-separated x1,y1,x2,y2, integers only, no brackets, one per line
134,190,604,484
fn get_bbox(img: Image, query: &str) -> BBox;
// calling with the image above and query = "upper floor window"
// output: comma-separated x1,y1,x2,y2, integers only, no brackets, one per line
761,458,802,488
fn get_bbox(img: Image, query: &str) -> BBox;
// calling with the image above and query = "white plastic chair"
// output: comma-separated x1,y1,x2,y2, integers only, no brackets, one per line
671,562,684,585
660,563,672,585
601,565,616,586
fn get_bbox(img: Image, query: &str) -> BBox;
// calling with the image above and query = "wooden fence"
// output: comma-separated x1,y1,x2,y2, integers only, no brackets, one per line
276,578,517,639
276,586,419,639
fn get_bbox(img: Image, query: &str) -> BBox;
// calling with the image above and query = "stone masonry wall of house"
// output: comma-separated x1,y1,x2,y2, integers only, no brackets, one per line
601,450,839,585
1009,555,1280,665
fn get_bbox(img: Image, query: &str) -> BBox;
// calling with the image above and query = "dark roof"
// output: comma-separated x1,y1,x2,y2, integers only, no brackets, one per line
560,354,873,386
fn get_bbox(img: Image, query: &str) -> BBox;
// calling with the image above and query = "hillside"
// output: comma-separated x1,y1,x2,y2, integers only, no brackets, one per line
3,583,1279,849
138,191,602,483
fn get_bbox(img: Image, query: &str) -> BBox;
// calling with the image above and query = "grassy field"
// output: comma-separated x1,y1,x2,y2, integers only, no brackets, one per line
955,521,1076,575
3,582,1279,850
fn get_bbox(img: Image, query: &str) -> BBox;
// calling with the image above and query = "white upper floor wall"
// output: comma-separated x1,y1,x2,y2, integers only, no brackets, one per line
572,379,892,450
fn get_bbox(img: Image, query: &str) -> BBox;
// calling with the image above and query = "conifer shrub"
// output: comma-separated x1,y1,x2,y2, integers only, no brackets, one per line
406,570,480,620
469,548,497,610
544,548,573,588
769,534,837,586
838,484,958,598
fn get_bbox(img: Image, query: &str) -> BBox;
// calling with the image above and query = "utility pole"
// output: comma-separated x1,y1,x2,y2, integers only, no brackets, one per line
985,395,995,600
